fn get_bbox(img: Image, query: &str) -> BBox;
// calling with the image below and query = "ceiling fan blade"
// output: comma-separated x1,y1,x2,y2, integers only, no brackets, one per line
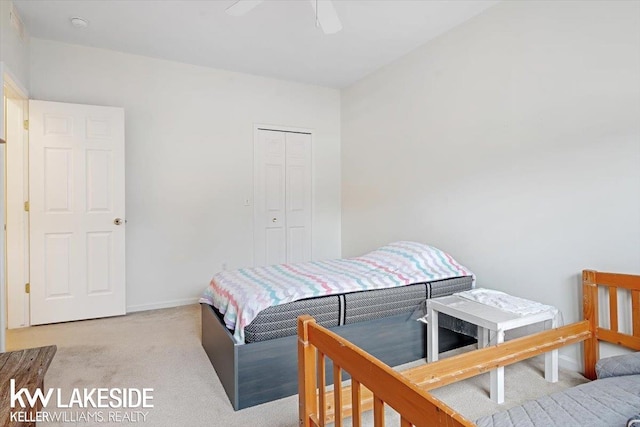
226,0,264,17
309,0,342,34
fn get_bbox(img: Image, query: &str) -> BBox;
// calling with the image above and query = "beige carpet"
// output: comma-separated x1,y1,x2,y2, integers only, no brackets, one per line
6,305,588,426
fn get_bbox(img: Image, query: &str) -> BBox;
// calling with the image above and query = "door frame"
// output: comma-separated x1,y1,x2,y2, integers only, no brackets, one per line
252,123,314,267
3,71,29,329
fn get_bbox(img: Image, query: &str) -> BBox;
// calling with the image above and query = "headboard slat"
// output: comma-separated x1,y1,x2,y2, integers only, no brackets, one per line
632,290,640,337
583,270,599,380
594,272,640,291
597,328,640,351
609,286,619,332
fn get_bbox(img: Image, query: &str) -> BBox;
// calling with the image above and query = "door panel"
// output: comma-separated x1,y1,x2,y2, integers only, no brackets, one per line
86,150,113,211
255,130,287,266
285,133,312,264
29,100,125,325
265,228,286,266
287,226,307,264
86,232,112,294
44,233,72,297
44,148,73,211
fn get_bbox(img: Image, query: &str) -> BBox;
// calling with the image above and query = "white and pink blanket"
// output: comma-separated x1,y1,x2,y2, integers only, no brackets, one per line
200,241,474,343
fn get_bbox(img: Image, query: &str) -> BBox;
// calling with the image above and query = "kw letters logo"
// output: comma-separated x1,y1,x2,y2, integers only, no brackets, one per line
8,379,154,424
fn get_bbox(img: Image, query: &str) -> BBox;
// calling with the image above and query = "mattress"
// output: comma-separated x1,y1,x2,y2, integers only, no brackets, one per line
243,275,473,343
475,374,640,427
201,241,475,343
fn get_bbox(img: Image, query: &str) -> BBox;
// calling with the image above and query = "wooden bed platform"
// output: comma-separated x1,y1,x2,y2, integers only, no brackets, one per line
201,303,475,410
298,270,640,427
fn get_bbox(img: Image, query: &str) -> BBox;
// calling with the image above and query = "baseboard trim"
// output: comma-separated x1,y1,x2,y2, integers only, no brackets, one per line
126,297,199,313
559,354,581,372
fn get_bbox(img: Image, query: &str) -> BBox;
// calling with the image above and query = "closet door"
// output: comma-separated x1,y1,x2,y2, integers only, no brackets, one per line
254,129,311,267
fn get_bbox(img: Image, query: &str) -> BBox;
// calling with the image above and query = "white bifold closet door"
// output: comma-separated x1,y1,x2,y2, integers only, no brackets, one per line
254,129,312,267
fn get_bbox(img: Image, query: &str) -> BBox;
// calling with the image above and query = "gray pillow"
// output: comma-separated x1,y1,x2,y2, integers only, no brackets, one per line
596,352,640,379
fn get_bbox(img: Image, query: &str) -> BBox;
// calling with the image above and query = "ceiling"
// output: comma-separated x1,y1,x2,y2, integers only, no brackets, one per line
13,0,499,88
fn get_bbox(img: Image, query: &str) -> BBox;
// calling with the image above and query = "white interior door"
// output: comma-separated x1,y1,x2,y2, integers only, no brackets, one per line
254,129,312,266
29,100,126,325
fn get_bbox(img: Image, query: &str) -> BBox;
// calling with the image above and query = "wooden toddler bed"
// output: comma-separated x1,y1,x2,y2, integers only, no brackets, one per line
298,270,640,427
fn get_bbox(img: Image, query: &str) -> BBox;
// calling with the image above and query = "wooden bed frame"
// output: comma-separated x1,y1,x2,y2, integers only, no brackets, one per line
298,270,640,427
201,302,475,410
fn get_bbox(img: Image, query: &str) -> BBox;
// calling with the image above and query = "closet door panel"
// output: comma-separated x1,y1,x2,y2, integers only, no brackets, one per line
285,133,312,264
254,130,287,266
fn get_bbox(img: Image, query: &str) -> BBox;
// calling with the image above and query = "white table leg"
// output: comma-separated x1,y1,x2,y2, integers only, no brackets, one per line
427,305,439,362
478,326,489,349
545,318,559,383
490,329,505,404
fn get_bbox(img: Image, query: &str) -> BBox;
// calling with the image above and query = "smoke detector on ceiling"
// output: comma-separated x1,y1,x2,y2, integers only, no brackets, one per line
70,17,89,29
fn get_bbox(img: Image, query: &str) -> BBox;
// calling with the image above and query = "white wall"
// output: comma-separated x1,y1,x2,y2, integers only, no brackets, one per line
342,0,640,368
0,0,30,92
29,39,341,312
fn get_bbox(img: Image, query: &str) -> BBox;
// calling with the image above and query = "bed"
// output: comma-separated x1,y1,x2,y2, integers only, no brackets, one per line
200,241,477,409
297,269,640,427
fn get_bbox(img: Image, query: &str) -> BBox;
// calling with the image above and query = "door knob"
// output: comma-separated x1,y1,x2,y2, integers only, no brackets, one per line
114,218,124,225
272,217,278,223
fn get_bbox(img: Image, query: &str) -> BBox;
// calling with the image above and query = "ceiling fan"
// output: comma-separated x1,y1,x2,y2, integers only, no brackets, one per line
226,0,343,34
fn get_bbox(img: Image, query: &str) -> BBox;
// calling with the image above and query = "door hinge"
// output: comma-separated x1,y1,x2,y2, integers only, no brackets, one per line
24,201,30,212
23,119,29,130
25,283,30,294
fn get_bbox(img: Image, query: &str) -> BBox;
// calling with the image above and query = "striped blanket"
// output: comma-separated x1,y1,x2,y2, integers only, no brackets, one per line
199,241,474,343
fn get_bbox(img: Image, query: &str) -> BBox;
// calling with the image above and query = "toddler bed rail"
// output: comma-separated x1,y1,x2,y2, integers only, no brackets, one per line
298,270,640,427
297,313,474,427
